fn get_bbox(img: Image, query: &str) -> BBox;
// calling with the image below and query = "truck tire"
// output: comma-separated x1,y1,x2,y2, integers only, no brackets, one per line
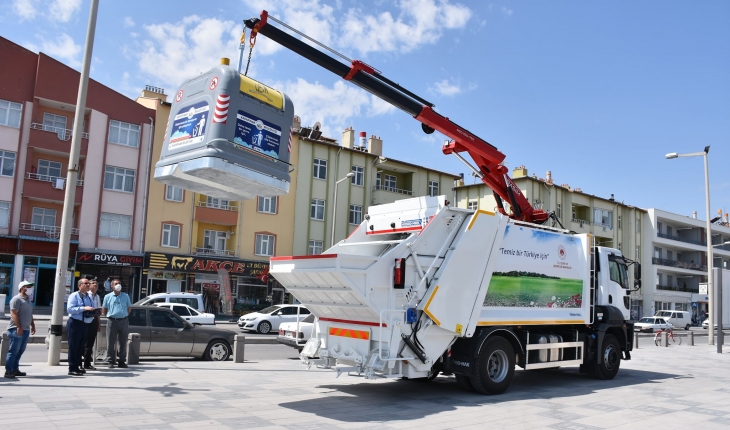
595,334,620,380
469,336,515,395
455,374,475,392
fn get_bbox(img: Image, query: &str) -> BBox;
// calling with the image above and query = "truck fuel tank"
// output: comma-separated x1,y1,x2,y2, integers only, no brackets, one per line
154,58,295,200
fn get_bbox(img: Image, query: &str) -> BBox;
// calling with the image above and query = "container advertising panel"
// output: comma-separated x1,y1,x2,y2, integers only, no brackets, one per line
478,225,591,325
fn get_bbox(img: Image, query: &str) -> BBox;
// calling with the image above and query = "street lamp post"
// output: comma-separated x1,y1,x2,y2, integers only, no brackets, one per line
666,146,713,345
331,173,355,248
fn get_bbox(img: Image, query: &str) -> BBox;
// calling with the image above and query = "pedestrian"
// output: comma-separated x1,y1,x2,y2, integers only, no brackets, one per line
4,280,36,379
66,279,95,376
102,279,131,368
82,279,102,370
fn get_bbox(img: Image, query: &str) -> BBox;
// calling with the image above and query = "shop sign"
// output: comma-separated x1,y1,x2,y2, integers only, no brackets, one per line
148,271,187,280
146,252,268,277
76,251,144,267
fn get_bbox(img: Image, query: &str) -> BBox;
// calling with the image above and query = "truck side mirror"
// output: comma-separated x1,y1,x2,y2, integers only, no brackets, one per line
634,263,641,281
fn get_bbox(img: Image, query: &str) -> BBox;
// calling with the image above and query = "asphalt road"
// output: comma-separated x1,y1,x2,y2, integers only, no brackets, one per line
19,342,301,364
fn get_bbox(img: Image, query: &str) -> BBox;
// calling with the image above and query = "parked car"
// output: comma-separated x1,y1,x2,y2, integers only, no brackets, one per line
634,317,672,333
703,318,730,330
654,310,691,330
135,292,205,313
46,306,234,361
153,303,216,325
238,304,310,334
277,313,315,350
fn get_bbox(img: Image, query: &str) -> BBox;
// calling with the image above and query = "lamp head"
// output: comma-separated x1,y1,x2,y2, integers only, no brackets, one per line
665,152,678,159
346,172,355,178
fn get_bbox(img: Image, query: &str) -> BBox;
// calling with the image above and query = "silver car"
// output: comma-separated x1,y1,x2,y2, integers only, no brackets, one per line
48,306,235,361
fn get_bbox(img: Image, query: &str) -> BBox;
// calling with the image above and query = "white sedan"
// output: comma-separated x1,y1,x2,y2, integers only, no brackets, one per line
238,304,310,334
154,303,216,325
634,317,671,333
277,313,315,350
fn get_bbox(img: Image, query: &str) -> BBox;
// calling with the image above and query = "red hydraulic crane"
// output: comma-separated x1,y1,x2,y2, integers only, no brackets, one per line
245,11,549,224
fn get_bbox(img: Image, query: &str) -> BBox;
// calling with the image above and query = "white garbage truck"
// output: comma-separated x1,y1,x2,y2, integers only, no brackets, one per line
243,11,638,394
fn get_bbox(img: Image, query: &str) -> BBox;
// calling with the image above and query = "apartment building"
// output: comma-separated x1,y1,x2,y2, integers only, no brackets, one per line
454,166,646,317
0,37,154,306
642,208,730,321
292,123,460,256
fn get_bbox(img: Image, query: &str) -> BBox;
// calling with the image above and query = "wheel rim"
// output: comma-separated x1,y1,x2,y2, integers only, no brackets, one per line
486,350,509,382
604,344,619,370
259,322,270,333
208,343,228,361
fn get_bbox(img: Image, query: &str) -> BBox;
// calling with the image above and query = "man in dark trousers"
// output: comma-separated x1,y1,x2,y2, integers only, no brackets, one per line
102,279,132,368
82,278,102,370
4,280,36,378
66,279,95,376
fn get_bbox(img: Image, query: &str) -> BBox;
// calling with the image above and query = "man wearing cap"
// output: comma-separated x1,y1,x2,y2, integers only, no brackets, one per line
67,279,95,376
4,280,36,379
102,279,131,368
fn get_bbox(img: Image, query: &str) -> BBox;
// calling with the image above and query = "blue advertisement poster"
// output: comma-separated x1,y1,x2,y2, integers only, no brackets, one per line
233,110,282,159
168,101,210,150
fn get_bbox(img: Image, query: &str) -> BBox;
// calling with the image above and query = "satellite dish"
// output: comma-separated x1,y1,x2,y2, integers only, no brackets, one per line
313,122,321,131
293,115,301,123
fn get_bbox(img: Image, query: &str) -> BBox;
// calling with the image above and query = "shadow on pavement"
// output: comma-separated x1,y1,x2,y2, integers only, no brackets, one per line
1,381,210,397
279,367,678,422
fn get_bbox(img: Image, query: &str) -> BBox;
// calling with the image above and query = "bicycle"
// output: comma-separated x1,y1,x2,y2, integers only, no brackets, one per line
654,328,681,346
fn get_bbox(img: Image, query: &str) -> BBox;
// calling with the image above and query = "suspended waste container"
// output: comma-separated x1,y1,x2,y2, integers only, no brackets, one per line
154,58,295,200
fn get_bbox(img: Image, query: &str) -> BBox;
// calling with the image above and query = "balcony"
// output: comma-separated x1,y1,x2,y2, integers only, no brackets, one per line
373,185,413,196
26,172,84,187
657,232,704,246
656,284,699,294
571,218,590,228
652,257,705,272
194,201,239,226
23,172,83,204
20,223,79,239
30,123,88,154
194,247,235,256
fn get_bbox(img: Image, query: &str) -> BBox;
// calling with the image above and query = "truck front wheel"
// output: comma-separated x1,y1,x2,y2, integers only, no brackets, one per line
595,334,620,380
470,336,515,395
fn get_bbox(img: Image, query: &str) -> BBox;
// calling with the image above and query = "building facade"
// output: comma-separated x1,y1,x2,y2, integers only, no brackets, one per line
0,37,154,306
642,208,730,322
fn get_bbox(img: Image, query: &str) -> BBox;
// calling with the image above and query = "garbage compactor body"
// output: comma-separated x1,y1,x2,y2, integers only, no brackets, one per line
154,60,295,200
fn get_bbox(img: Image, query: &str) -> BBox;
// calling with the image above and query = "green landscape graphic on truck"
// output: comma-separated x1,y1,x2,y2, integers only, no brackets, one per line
484,226,584,308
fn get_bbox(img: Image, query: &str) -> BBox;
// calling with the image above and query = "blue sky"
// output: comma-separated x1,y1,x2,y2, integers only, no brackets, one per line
2,0,728,220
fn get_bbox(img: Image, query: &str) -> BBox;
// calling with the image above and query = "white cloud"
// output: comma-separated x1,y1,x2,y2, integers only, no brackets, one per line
123,16,135,28
431,79,461,96
501,6,513,17
13,0,39,20
49,0,82,22
38,33,82,68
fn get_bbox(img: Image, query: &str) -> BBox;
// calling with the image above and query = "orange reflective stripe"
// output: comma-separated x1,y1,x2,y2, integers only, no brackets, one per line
328,327,370,340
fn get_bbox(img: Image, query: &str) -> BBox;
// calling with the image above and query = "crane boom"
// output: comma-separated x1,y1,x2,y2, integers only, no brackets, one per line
244,11,548,223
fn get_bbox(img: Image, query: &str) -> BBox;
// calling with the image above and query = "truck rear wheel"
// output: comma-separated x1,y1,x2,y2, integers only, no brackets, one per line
595,334,620,380
470,336,515,395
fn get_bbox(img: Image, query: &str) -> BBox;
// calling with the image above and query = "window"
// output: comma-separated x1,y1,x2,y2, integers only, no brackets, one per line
109,120,140,147
104,166,136,192
311,199,325,221
204,230,227,250
313,158,327,180
468,201,478,211
99,213,132,240
376,172,381,188
169,297,199,309
257,196,277,214
162,223,181,247
351,166,364,186
384,174,397,191
608,256,628,289
675,303,688,312
556,203,562,218
171,305,191,316
0,201,9,227
206,196,230,209
150,309,184,328
0,99,22,128
165,185,183,202
0,151,16,177
349,204,362,225
593,208,613,227
636,219,641,233
32,207,56,228
128,309,147,327
618,215,622,229
666,226,673,237
37,159,62,180
308,240,323,255
43,112,67,134
428,180,439,197
255,233,275,256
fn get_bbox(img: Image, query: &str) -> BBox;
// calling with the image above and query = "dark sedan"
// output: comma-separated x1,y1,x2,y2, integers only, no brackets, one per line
47,305,235,361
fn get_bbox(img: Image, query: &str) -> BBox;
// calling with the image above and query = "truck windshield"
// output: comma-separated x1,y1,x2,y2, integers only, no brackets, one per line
608,256,629,289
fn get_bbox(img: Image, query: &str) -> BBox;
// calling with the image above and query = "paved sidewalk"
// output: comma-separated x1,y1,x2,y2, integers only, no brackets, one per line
1,343,728,430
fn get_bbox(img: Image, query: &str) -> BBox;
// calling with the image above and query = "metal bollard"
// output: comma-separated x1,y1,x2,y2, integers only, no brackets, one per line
233,335,245,363
688,330,694,346
661,331,668,347
0,332,8,366
127,333,141,365
634,333,639,349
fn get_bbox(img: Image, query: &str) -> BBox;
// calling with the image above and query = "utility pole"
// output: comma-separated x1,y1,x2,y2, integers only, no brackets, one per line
48,0,99,365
